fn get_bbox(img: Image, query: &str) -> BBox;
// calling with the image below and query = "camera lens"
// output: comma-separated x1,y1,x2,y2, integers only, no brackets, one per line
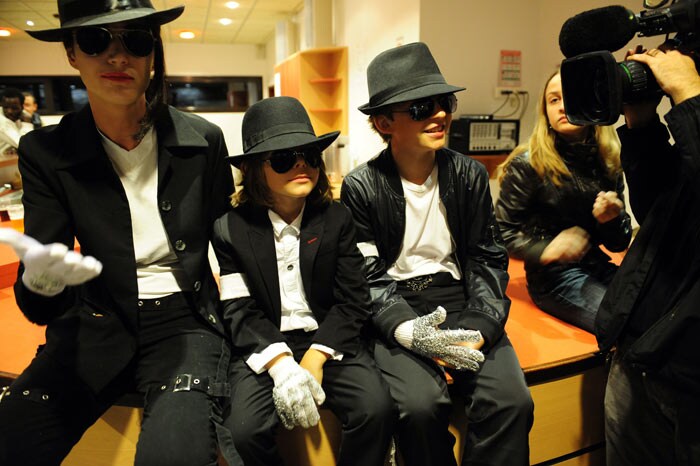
619,61,662,103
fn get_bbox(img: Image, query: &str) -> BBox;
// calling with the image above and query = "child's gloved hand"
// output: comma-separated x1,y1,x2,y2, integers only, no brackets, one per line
268,356,326,430
394,306,485,372
0,228,102,297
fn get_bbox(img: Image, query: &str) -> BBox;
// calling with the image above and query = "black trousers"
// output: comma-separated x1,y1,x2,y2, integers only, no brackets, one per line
224,330,397,466
373,281,534,466
0,293,232,466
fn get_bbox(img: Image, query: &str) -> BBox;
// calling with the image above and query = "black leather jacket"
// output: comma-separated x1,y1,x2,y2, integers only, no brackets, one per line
341,147,510,350
596,95,700,394
495,139,632,276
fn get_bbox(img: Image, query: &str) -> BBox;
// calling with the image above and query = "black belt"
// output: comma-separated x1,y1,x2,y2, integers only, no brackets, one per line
137,292,191,310
397,272,457,291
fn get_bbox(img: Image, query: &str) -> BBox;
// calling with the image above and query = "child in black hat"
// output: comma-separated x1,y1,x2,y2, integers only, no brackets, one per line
212,96,395,466
0,2,237,465
341,42,534,466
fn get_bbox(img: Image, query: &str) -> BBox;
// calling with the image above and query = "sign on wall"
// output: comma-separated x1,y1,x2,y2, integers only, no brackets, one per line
498,50,522,88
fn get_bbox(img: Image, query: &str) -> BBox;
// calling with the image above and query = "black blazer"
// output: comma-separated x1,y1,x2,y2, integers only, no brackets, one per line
211,201,372,359
15,105,233,393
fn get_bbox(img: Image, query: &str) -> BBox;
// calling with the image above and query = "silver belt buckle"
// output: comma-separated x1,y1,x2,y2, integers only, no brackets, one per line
173,374,192,392
405,275,433,291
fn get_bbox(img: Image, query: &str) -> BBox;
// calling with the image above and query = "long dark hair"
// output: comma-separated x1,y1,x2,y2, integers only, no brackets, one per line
232,152,333,209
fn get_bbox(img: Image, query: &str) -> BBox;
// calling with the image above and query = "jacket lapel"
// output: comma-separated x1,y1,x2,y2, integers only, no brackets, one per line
299,204,325,301
248,207,283,321
156,108,209,198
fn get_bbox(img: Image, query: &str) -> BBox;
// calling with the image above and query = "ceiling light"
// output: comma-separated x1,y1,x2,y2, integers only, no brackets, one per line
26,20,35,27
218,18,233,26
225,2,240,9
0,30,11,37
179,31,195,39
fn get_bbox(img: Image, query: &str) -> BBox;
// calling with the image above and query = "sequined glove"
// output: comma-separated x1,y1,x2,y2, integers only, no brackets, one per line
0,228,102,297
394,306,485,372
268,356,326,430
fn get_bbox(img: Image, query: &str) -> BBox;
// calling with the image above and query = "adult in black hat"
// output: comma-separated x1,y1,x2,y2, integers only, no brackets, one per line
341,42,534,466
0,1,237,465
212,95,396,466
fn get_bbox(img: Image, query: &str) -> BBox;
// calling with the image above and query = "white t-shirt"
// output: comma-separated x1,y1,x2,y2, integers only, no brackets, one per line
387,164,461,281
100,127,188,298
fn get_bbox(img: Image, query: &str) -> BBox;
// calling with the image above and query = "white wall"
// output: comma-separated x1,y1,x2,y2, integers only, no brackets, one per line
420,0,669,151
333,0,421,169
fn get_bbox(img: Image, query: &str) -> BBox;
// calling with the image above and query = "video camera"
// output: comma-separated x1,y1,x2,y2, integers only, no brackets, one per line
559,0,700,125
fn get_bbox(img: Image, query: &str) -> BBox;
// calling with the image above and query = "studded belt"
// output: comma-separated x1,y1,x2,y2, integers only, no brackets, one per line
397,272,457,292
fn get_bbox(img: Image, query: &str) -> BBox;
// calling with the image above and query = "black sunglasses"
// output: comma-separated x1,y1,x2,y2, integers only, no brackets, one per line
265,146,323,174
74,27,155,58
392,94,458,121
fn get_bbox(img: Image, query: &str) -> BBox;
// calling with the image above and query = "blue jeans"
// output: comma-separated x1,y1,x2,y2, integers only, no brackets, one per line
605,348,700,466
0,293,232,466
526,261,617,333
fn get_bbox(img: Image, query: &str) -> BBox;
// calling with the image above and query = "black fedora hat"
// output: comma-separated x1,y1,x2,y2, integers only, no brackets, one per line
26,0,184,42
228,96,340,168
359,42,465,115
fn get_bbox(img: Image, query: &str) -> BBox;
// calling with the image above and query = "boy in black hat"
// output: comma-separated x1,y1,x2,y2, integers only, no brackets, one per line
341,42,534,466
0,1,236,465
213,96,395,466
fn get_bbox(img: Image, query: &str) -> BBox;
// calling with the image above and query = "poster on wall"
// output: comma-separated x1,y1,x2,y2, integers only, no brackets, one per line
498,50,522,88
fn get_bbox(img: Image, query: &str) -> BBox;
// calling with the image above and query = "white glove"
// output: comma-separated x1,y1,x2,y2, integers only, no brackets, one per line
0,228,103,297
268,356,326,430
394,306,485,372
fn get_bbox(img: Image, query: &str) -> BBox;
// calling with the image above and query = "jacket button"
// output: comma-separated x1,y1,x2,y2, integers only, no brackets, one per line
175,240,186,251
193,281,201,292
208,314,217,324
287,264,293,271
160,200,172,212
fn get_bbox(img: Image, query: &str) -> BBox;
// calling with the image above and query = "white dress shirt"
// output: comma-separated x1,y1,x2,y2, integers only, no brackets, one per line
236,205,342,374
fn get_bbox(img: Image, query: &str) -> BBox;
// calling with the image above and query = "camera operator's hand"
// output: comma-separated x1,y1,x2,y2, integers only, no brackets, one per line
627,47,700,106
592,191,623,224
540,226,590,265
621,46,664,128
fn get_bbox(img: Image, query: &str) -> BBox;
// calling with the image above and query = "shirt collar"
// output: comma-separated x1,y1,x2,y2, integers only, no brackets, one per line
268,203,306,239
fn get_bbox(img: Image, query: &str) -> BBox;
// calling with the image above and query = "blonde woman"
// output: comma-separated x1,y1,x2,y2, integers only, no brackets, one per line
495,71,632,332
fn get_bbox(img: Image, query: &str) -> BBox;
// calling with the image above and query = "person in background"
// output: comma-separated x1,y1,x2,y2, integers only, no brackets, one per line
595,44,700,466
21,92,43,130
214,96,395,466
0,1,237,465
0,88,33,156
341,42,533,466
495,70,632,333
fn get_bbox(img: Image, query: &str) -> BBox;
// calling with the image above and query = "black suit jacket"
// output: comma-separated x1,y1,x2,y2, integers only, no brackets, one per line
211,201,372,359
15,105,233,393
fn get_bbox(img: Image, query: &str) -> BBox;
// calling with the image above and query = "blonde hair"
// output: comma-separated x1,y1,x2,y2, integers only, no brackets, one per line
498,70,621,186
231,152,333,208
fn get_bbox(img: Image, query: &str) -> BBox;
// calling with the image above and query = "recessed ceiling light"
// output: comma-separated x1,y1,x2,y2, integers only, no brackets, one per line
225,2,240,9
0,30,11,37
218,18,233,26
26,20,35,27
179,31,195,39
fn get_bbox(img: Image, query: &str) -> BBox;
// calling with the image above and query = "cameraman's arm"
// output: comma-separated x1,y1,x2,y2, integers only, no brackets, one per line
621,49,700,222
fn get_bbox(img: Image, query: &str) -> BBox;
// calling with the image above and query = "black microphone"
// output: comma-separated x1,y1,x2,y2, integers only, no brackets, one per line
559,5,638,58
